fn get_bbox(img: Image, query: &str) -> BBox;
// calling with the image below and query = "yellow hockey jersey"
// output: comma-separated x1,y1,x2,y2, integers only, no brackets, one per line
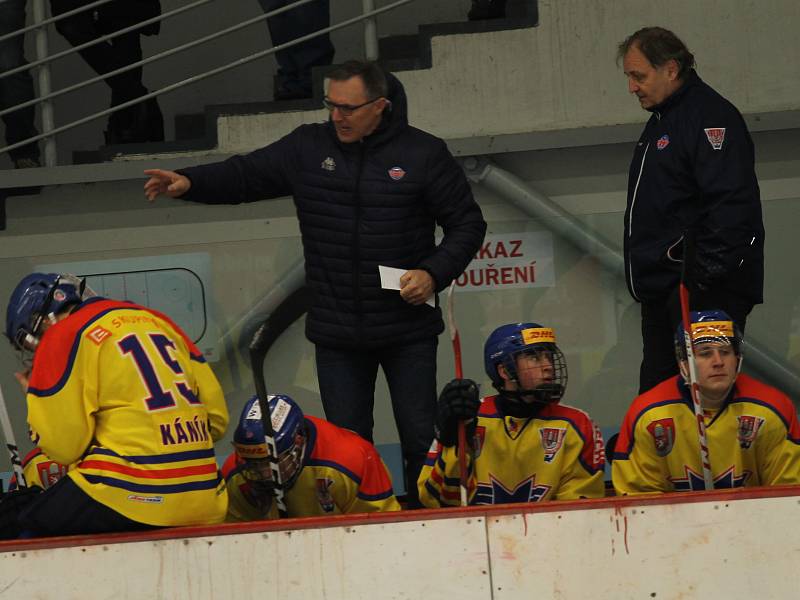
26,298,229,526
419,395,606,507
612,374,800,495
222,416,400,520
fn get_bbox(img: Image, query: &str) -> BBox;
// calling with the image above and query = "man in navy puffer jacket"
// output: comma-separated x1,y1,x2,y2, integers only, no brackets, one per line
618,27,763,395
144,60,486,507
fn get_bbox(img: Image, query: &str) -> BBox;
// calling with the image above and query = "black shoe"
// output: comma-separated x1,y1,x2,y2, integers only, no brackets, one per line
105,98,164,145
468,0,506,20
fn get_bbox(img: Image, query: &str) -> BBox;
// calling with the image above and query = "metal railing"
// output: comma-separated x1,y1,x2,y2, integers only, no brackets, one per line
0,0,417,166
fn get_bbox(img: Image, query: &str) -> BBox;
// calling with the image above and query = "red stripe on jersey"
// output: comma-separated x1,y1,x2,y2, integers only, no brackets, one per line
21,446,44,467
78,459,217,479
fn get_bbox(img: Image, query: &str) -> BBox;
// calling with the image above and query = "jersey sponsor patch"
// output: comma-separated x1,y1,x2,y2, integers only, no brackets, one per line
656,134,670,150
36,460,68,489
315,477,335,512
388,166,406,180
87,325,112,345
704,127,726,150
736,415,765,449
647,418,676,457
127,494,165,504
540,427,566,463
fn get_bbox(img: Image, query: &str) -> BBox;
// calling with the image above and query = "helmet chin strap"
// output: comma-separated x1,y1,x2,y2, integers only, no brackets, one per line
496,382,563,417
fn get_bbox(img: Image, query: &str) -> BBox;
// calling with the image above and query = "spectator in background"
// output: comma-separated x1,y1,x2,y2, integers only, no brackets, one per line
258,0,334,100
618,27,763,394
49,0,164,144
0,0,41,168
144,60,486,508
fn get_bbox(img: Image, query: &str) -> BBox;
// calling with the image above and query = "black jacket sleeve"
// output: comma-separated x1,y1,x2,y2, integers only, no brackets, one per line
177,132,297,205
417,140,486,291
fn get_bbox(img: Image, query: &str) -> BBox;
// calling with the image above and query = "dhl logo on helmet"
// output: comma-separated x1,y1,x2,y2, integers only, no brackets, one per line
690,320,734,343
521,327,555,345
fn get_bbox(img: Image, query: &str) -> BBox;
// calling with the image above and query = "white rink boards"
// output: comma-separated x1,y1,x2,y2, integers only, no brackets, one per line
1,487,799,600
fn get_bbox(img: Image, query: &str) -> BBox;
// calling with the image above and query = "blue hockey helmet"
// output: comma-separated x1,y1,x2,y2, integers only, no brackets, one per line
674,309,743,361
233,394,306,489
483,322,567,403
5,273,94,354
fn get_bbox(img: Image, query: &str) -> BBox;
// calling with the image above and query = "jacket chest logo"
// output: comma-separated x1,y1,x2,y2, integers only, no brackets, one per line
388,166,406,180
704,127,726,150
656,134,670,150
321,157,336,171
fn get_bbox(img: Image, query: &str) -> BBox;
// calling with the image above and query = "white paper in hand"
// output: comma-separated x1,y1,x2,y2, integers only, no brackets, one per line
378,265,435,307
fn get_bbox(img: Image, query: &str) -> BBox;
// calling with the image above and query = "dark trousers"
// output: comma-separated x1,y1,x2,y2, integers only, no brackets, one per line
49,0,148,103
0,0,39,161
315,338,438,508
258,0,334,95
639,286,753,394
19,475,156,537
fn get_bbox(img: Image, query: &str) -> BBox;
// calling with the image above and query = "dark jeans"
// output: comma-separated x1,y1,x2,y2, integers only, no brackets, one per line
0,0,39,161
19,475,156,537
258,0,334,95
315,338,438,508
639,286,753,394
49,0,147,103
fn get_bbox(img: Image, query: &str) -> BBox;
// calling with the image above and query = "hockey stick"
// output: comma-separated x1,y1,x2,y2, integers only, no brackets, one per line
679,230,714,490
0,384,26,490
446,284,469,507
248,322,288,517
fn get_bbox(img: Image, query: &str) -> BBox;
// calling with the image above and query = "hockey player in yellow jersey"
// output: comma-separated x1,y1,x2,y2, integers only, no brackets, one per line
2,272,229,538
223,393,400,520
419,322,606,507
612,309,800,494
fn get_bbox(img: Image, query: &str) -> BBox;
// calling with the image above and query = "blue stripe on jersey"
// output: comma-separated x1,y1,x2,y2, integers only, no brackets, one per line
88,446,216,464
424,479,443,504
305,458,362,485
356,488,394,502
83,473,222,494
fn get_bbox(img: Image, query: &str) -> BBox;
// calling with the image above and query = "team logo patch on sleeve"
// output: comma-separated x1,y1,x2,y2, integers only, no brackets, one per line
315,478,335,512
388,167,406,180
87,325,112,345
656,134,670,150
647,418,676,457
736,415,765,449
704,127,726,150
540,427,566,463
36,461,68,489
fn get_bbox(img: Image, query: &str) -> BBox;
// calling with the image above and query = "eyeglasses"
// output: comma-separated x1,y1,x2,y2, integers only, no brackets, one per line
322,96,381,116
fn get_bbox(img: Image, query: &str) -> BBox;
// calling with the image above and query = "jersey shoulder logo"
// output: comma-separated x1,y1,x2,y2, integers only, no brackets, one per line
704,127,726,150
656,134,670,150
87,325,112,345
736,415,765,449
540,427,566,463
36,460,68,489
646,418,676,457
315,477,335,512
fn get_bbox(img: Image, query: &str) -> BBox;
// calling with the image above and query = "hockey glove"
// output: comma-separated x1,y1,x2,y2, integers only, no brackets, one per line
0,485,43,539
435,378,480,447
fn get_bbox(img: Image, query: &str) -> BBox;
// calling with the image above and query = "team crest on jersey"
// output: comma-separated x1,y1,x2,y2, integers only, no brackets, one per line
647,418,676,457
704,127,726,150
736,415,765,449
540,428,566,463
388,166,406,180
315,478,335,512
473,474,551,504
36,460,68,489
321,157,336,171
656,134,670,150
87,325,112,345
472,426,487,458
